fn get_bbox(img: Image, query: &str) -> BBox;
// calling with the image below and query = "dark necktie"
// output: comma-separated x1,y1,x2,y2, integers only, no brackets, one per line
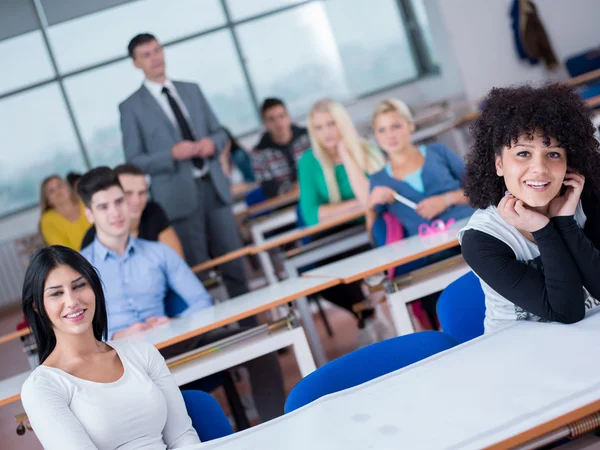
161,86,204,170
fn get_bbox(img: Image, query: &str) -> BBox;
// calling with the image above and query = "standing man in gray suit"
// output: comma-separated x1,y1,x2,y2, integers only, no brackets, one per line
119,33,248,298
119,34,286,420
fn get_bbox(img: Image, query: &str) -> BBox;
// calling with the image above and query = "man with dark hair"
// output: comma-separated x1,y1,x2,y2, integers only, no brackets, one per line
119,33,248,299
127,33,156,58
251,98,310,195
81,163,183,256
65,172,82,191
79,166,286,420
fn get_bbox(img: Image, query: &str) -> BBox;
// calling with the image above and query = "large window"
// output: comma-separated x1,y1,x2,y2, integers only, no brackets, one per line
0,85,86,216
0,31,55,95
0,0,437,217
47,0,226,74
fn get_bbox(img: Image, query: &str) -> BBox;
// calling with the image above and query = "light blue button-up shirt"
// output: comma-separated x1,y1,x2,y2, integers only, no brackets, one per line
81,236,213,338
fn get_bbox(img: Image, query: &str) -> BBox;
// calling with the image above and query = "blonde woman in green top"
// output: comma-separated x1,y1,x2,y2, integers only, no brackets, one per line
298,99,386,226
298,99,393,346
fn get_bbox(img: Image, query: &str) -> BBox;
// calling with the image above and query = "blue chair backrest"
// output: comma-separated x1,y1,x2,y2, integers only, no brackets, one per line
245,187,267,206
182,390,234,441
436,271,485,344
164,289,188,318
284,331,458,413
565,49,600,77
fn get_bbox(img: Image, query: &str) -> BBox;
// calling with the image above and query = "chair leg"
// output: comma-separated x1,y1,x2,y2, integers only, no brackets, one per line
221,371,251,431
314,296,334,337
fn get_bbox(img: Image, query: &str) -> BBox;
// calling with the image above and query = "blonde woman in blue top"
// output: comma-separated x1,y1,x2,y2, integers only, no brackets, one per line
367,98,473,237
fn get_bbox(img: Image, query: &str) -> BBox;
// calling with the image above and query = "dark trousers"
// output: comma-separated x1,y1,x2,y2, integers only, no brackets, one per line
172,175,248,298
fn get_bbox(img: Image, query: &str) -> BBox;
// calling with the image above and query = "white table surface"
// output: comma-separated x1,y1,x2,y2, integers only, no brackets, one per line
129,276,339,348
303,218,469,282
0,276,339,406
192,310,600,450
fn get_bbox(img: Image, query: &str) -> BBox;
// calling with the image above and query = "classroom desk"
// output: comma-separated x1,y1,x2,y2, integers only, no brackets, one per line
0,276,339,408
235,189,300,219
132,276,340,350
191,311,600,450
302,218,469,283
190,246,253,274
250,208,366,285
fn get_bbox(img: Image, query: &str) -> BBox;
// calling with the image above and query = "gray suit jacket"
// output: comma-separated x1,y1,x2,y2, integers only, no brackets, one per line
119,81,231,221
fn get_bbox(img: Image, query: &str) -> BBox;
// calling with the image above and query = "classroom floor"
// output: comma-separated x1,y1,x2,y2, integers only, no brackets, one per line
0,296,374,449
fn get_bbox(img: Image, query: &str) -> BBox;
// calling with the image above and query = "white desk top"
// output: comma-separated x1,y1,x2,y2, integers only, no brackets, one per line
131,276,339,349
193,311,600,450
0,371,30,407
0,276,339,407
303,218,468,283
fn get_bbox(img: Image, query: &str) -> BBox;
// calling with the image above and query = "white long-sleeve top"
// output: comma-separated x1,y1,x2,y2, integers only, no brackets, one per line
21,340,200,450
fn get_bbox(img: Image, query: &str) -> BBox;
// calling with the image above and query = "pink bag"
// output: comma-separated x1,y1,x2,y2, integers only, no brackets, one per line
382,213,435,330
382,213,404,281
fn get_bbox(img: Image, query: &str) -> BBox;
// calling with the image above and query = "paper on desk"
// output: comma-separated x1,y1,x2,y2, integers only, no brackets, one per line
393,193,417,210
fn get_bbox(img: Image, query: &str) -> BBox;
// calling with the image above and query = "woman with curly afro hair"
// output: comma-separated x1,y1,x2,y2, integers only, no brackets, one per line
457,83,600,334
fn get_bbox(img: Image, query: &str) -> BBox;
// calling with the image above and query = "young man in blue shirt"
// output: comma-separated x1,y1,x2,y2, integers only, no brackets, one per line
79,167,285,420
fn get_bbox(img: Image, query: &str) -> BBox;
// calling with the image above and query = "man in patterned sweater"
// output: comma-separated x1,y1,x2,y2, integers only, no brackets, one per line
250,98,311,196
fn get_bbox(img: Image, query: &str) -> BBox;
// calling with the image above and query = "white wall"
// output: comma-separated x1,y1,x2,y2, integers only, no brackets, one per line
439,0,600,101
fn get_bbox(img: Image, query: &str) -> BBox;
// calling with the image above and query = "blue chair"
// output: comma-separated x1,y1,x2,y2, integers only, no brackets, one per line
284,331,458,413
244,186,267,207
165,290,250,430
182,390,234,442
565,49,600,78
436,271,485,344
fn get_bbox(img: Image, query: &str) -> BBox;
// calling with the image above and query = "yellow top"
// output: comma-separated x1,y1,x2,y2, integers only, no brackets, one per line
39,202,91,251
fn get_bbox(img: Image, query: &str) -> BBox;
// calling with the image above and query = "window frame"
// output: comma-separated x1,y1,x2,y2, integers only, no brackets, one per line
0,0,437,218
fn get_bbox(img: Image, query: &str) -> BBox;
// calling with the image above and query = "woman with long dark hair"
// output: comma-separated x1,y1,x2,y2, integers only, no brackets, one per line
20,246,200,449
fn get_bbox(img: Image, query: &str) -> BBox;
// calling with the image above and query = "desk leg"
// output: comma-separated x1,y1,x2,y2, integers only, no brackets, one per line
251,226,278,286
290,328,317,377
283,260,328,367
387,291,416,336
257,250,279,285
294,295,328,367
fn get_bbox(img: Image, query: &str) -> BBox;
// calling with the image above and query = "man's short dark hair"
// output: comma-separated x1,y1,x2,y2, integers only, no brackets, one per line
114,163,145,177
65,172,82,189
127,33,157,58
77,167,123,208
261,98,286,118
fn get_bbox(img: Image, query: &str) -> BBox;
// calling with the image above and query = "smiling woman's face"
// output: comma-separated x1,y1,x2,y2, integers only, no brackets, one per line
495,133,567,208
43,264,95,338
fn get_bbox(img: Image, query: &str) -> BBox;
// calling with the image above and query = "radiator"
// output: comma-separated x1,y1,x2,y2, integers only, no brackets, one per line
0,234,43,309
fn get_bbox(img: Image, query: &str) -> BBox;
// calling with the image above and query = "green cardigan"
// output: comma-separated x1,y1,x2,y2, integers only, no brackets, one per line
298,149,356,226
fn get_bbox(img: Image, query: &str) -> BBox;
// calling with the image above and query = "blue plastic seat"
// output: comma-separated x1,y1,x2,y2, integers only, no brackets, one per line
436,271,485,344
182,390,235,442
284,331,458,413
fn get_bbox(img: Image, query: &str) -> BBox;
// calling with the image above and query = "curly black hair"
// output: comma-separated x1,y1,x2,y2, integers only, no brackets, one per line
464,83,600,209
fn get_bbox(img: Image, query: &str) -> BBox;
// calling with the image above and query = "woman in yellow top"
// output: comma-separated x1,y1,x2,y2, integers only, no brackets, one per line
39,175,91,251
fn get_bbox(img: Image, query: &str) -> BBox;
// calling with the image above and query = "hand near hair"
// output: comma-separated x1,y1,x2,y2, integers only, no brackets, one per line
497,194,549,232
548,171,585,218
112,322,151,340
